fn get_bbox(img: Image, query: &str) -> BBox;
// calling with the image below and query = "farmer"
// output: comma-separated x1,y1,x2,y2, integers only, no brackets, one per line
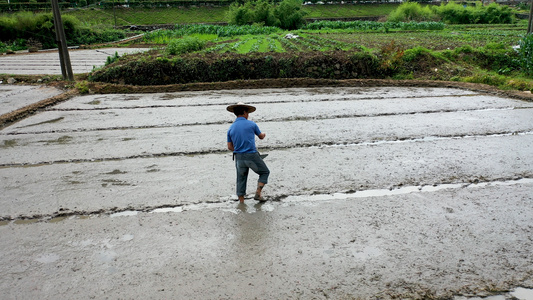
227,102,270,203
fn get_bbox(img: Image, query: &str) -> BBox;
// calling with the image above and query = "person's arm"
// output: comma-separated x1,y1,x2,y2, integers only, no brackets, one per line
254,123,265,140
227,129,234,151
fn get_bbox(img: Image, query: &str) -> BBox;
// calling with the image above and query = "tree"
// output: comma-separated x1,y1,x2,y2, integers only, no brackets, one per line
227,0,306,29
274,0,306,30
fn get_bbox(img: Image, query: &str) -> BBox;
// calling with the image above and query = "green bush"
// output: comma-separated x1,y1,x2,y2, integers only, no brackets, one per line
166,37,206,55
506,79,533,91
387,2,437,22
463,73,507,86
478,3,515,24
0,16,16,41
403,46,432,62
0,11,125,50
227,0,305,29
254,0,278,26
227,1,256,25
434,2,473,24
518,34,533,76
0,38,27,52
73,28,126,45
444,43,519,74
433,1,515,24
273,0,306,30
105,52,120,66
75,81,90,94
0,12,55,48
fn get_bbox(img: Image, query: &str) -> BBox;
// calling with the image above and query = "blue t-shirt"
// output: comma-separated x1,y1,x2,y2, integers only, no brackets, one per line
227,117,262,153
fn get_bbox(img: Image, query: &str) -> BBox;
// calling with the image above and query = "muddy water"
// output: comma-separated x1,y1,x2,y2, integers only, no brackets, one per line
0,184,532,299
0,86,532,298
0,85,63,115
1,133,532,217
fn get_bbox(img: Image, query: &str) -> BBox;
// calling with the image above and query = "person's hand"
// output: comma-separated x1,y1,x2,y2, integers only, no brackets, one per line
258,133,266,139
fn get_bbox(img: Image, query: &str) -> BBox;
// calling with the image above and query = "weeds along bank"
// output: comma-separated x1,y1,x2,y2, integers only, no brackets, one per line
90,51,382,85
0,12,126,52
89,47,528,89
86,46,527,88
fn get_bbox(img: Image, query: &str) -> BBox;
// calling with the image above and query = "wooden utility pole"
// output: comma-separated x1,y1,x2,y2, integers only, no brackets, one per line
527,0,533,33
113,0,117,27
51,0,74,81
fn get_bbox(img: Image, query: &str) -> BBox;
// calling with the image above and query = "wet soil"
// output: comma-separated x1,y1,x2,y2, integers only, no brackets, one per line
2,78,532,129
0,82,532,299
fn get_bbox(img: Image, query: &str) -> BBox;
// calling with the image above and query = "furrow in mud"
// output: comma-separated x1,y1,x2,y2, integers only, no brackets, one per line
0,85,41,99
2,177,531,223
49,86,478,110
1,130,531,168
45,93,484,111
5,92,531,135
0,106,523,135
1,131,532,218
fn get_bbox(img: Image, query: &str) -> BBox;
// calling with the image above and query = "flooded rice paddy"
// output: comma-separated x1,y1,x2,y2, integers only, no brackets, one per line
0,86,532,299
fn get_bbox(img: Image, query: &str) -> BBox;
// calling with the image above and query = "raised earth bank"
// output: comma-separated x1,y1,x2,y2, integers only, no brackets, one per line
88,49,521,87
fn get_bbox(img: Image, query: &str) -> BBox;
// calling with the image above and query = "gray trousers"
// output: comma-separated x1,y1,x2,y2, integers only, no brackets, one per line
234,152,270,196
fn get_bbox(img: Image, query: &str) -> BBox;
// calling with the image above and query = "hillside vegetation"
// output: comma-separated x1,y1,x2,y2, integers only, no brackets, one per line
88,2,532,91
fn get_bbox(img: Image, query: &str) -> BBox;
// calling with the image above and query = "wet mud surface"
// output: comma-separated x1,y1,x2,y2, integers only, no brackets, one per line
0,48,148,75
0,86,532,299
0,85,63,116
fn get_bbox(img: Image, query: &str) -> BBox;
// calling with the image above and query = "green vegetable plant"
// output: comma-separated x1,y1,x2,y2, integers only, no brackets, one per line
518,34,533,76
166,36,206,55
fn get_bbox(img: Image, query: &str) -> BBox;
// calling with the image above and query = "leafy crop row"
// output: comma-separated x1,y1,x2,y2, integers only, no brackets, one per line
301,33,358,51
518,34,533,76
174,24,281,37
143,24,282,44
303,20,445,31
91,30,533,90
277,36,301,52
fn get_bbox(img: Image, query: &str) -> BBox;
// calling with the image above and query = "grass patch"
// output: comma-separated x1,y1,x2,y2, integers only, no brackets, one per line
63,4,400,27
65,7,229,26
1,139,17,148
41,136,73,145
303,3,399,18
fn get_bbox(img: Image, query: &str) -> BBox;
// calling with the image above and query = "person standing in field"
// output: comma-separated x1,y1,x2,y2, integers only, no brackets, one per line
227,102,270,203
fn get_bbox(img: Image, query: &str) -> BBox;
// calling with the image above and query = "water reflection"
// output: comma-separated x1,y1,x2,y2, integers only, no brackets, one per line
236,201,266,213
232,201,271,257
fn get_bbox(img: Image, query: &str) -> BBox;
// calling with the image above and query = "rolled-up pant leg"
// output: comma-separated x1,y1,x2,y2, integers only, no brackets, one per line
235,159,249,197
235,153,270,196
250,155,270,185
